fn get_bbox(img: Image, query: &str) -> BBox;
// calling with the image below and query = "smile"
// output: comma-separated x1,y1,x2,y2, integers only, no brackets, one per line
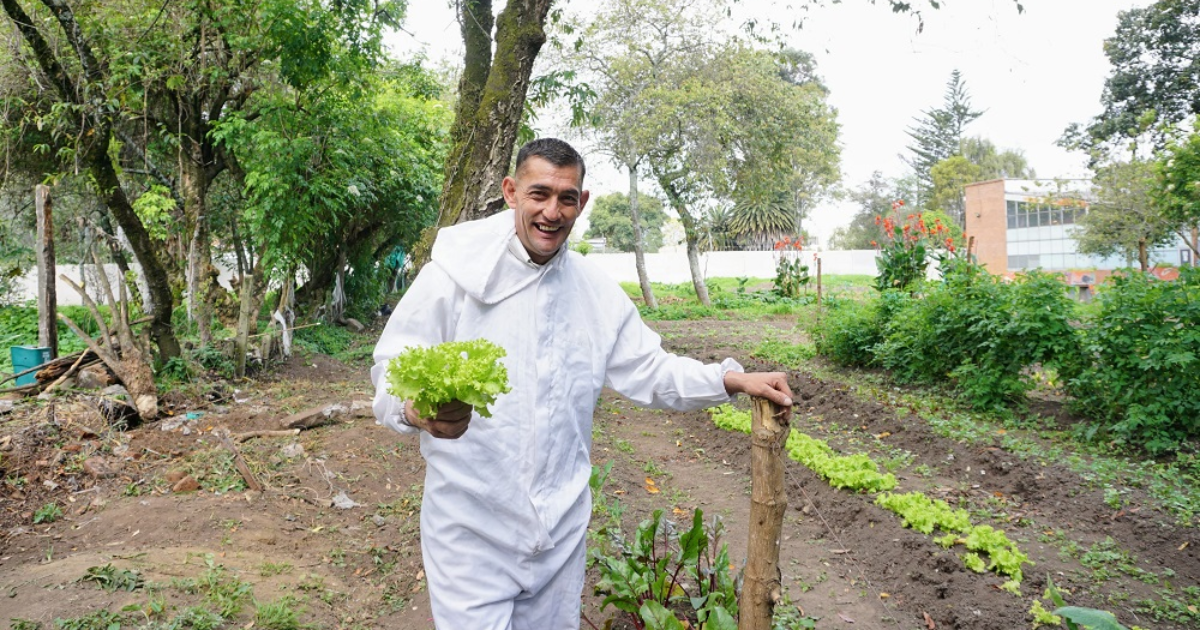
534,224,561,233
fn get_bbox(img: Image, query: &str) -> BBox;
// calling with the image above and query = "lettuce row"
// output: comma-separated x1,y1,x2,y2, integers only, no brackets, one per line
708,405,1030,583
385,339,512,418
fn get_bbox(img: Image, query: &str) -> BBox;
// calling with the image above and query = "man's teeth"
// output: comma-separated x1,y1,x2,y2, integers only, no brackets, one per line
535,224,560,233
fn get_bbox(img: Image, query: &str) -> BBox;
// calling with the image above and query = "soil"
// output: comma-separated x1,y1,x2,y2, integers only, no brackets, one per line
1,316,1196,629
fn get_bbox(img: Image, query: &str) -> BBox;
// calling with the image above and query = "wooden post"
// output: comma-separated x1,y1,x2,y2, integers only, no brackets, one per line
1138,238,1148,272
739,396,789,630
35,185,57,358
815,256,822,308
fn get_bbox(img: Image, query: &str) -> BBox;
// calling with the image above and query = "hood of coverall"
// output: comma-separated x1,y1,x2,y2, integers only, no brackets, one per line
430,209,553,305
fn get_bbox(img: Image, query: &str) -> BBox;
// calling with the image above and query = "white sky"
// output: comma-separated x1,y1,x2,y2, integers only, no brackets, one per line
387,0,1152,246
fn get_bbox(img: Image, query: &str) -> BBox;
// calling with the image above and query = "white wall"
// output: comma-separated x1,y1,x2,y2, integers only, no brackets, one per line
582,250,880,284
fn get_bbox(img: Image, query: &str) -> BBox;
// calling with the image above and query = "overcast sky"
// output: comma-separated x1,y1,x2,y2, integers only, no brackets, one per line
388,0,1152,246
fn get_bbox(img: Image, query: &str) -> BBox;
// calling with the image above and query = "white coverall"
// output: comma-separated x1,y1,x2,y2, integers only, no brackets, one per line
371,209,742,629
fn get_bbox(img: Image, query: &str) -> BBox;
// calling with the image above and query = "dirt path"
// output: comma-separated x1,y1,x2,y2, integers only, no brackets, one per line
1,316,1196,629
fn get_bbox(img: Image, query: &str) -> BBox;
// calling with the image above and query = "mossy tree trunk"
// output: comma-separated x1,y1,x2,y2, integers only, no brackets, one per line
414,0,555,267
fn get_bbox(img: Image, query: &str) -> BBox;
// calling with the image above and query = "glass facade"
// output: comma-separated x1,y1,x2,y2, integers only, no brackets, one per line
1004,197,1184,271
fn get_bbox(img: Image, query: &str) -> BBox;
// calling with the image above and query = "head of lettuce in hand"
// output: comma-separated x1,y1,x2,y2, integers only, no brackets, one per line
385,340,512,427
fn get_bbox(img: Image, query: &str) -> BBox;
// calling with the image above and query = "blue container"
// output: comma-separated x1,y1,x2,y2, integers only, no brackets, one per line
11,346,52,386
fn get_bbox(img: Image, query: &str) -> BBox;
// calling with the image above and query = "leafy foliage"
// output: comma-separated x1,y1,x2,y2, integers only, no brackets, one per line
874,259,1078,414
771,237,810,298
711,405,896,492
584,192,669,252
590,508,738,630
385,340,512,419
1062,267,1200,454
1063,0,1200,152
873,202,956,294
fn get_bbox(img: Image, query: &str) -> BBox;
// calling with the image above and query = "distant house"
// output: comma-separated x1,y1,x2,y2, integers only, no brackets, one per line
963,179,1191,293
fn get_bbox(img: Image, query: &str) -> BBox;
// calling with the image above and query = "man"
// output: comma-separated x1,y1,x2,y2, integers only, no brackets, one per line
372,138,793,629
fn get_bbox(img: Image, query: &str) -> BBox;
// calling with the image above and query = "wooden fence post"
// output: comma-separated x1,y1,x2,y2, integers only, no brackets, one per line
36,185,57,358
816,256,822,308
739,396,789,630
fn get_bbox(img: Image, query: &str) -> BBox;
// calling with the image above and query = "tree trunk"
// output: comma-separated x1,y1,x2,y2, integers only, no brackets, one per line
627,163,658,309
181,147,213,344
413,0,556,269
234,266,255,378
658,177,711,306
738,396,789,630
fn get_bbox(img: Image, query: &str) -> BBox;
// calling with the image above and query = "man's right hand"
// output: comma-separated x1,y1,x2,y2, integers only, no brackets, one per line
406,399,473,439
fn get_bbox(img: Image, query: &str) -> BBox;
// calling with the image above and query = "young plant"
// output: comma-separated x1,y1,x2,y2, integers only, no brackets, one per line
772,236,810,299
590,509,738,630
385,339,512,418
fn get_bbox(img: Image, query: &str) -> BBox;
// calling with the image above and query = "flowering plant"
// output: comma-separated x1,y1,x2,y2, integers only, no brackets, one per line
772,236,809,298
872,201,955,293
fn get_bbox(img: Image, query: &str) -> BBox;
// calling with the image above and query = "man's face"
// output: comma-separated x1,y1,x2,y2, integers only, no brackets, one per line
503,156,589,264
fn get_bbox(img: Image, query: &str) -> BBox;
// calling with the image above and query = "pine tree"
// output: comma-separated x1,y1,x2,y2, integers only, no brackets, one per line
904,70,983,205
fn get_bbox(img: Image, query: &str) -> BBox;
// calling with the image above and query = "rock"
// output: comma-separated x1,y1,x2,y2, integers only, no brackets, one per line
280,403,347,430
372,514,387,527
165,469,189,484
82,457,116,478
280,443,306,459
0,400,13,415
332,491,360,510
172,475,201,493
76,365,113,390
349,400,373,418
343,318,366,333
96,385,139,428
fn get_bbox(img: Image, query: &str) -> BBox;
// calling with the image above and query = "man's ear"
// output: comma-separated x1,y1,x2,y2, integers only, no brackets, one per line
501,176,517,207
579,189,590,212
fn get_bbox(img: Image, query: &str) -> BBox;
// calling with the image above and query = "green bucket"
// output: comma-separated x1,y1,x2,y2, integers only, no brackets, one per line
11,346,52,386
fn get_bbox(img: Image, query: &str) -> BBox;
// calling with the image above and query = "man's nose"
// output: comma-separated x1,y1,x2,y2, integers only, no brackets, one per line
544,198,563,220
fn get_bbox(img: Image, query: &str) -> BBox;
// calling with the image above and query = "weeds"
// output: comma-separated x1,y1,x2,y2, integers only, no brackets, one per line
81,564,144,592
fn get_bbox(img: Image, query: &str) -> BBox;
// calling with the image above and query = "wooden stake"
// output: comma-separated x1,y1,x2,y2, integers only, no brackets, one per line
36,185,57,358
816,256,822,308
739,396,789,630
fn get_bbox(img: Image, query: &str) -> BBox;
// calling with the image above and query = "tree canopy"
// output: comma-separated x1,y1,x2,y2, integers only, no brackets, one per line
584,192,668,253
904,69,982,203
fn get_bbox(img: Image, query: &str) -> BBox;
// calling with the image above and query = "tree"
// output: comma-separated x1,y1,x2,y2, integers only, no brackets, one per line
904,69,983,203
431,0,556,240
960,136,1035,180
0,0,406,359
584,192,667,252
1062,0,1200,155
1076,159,1178,270
928,155,982,223
1153,126,1200,257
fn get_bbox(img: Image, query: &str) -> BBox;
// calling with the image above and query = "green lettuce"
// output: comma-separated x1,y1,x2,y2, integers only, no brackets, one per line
385,339,512,419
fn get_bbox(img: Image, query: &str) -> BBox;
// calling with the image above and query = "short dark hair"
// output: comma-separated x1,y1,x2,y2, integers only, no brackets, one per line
514,138,586,185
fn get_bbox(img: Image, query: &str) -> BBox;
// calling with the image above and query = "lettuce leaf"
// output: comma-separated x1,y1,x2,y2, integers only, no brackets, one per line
385,339,512,419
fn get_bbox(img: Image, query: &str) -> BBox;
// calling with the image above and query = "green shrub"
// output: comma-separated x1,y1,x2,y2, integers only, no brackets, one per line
811,291,905,368
1063,267,1200,454
876,260,1077,413
0,305,101,373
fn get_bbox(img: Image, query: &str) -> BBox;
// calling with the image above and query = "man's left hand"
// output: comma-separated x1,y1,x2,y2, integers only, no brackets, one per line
723,371,793,421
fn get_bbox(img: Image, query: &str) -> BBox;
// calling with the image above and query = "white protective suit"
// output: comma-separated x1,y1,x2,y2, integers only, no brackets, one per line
371,209,742,629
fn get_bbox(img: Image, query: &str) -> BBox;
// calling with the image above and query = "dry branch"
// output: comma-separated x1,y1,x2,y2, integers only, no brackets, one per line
234,429,300,443
738,396,790,630
216,428,264,492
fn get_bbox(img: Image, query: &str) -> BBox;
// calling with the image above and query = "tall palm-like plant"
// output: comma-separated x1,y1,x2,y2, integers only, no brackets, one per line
728,191,795,250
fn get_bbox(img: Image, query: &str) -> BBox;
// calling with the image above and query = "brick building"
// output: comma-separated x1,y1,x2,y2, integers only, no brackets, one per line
963,179,1192,288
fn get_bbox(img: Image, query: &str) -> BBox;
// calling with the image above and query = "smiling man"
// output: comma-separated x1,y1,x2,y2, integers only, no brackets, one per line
371,138,793,629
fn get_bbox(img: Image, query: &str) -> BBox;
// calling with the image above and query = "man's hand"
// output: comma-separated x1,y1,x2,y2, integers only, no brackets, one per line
723,371,793,421
406,400,473,439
